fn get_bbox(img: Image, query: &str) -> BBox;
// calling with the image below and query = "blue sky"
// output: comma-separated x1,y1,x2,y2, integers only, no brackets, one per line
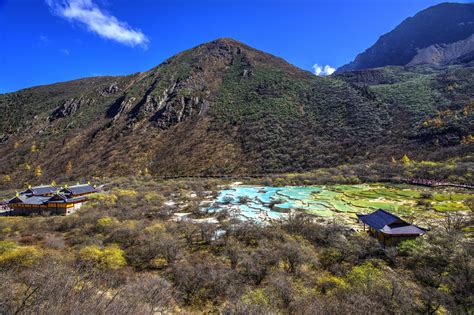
0,0,469,93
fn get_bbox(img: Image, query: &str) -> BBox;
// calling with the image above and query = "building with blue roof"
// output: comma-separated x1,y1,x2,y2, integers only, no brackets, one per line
357,209,426,246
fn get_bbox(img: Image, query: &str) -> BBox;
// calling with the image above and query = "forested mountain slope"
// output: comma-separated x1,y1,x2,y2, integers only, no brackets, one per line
0,38,472,185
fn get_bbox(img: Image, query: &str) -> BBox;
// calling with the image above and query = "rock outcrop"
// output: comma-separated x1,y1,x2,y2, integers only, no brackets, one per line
49,98,90,121
101,82,120,96
408,34,474,67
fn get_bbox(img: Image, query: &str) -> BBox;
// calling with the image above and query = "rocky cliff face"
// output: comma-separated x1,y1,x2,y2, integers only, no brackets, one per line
407,34,474,67
109,38,311,130
338,3,474,72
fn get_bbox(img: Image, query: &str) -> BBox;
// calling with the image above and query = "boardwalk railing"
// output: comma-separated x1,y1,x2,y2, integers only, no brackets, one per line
400,178,474,189
153,174,473,189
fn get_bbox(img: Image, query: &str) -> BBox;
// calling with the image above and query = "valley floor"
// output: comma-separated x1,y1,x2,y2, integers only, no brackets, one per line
0,177,472,314
204,182,472,226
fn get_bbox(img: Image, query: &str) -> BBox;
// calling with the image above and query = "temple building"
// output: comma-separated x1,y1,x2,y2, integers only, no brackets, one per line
6,183,98,216
21,185,59,197
357,209,426,246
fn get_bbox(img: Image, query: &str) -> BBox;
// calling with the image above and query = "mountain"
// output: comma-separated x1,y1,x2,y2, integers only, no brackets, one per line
0,38,473,184
338,3,474,72
407,34,474,67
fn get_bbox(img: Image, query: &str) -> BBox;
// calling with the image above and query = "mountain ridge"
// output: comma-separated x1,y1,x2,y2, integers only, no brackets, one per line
338,2,474,72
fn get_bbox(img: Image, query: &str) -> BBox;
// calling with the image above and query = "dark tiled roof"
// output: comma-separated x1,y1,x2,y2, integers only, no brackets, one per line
8,195,29,203
9,195,52,205
62,184,96,196
27,196,53,205
23,185,58,196
48,194,87,204
357,209,425,236
357,209,402,230
381,223,426,235
49,194,69,201
9,194,87,206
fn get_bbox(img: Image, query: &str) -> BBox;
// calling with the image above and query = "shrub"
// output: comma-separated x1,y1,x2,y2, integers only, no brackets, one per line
114,189,138,198
78,245,127,270
397,239,418,256
240,288,271,309
0,244,41,269
100,246,127,269
96,217,119,232
346,261,385,292
0,240,16,254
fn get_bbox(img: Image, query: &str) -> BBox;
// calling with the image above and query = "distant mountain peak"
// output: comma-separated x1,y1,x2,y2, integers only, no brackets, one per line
190,37,249,52
338,2,474,72
209,37,244,45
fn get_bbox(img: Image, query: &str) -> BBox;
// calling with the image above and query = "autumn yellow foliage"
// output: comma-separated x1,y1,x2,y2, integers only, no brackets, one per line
2,175,11,182
0,241,41,269
97,217,120,230
34,165,42,177
461,134,474,144
114,189,138,198
78,245,126,270
402,154,411,165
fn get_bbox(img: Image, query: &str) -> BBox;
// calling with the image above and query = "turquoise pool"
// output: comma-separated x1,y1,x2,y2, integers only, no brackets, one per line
205,184,472,224
207,185,339,223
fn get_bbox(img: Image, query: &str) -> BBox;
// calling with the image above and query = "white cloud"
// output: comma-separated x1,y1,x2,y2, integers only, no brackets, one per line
312,64,336,76
46,0,149,48
60,48,70,55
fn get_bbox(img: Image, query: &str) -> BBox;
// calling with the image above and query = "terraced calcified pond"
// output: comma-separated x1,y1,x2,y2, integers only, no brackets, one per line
205,184,473,224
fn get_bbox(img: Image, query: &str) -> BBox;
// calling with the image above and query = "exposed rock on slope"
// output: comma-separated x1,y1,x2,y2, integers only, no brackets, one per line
49,98,91,121
408,34,474,66
338,3,474,72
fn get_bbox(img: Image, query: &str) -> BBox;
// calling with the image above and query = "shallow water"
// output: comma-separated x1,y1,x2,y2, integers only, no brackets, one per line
205,184,472,224
207,185,342,223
